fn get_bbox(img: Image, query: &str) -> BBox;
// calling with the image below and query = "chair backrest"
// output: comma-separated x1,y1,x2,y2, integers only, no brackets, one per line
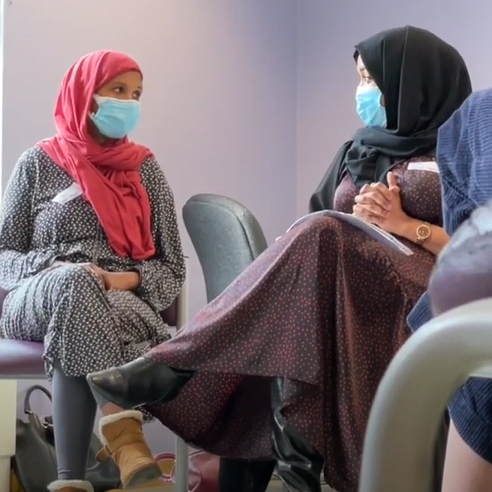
183,193,267,302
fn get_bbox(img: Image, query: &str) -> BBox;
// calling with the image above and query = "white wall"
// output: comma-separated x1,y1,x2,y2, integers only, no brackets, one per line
3,0,298,453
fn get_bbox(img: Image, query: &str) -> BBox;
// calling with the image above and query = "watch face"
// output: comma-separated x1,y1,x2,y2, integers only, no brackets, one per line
417,224,431,238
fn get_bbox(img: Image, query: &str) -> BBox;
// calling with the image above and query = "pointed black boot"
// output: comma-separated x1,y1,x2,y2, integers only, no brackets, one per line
218,458,275,492
87,357,194,409
271,378,324,492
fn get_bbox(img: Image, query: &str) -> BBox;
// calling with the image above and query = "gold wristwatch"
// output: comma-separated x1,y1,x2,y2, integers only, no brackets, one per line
416,222,432,244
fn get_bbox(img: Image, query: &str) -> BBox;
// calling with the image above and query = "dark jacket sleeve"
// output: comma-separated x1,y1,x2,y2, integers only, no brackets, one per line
309,141,352,213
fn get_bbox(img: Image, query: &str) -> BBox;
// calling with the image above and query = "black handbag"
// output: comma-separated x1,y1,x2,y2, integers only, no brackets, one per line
13,384,121,492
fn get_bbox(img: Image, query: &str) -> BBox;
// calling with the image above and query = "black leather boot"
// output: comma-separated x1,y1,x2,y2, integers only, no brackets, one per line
218,458,275,492
271,378,323,492
87,357,194,409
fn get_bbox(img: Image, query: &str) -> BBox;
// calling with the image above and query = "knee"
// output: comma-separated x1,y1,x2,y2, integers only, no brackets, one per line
55,264,103,291
294,216,341,243
308,216,340,232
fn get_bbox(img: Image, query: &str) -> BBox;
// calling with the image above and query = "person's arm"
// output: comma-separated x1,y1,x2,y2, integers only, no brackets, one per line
395,174,475,256
101,270,140,291
440,176,475,235
354,171,452,256
309,141,352,212
391,219,449,256
0,150,58,290
129,159,185,310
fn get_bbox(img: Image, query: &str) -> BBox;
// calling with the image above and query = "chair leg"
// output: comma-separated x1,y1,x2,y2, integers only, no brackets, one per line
432,413,449,492
0,380,17,491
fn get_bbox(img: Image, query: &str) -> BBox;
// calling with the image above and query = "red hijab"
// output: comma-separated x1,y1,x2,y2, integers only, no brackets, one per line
38,50,156,260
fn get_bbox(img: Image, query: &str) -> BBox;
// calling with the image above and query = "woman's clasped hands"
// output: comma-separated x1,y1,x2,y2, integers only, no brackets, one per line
352,171,409,235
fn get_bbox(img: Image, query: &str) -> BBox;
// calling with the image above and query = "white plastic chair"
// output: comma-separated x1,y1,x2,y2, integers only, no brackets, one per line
359,297,492,492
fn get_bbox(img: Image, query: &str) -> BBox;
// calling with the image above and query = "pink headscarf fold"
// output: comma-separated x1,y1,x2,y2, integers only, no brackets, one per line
38,50,156,260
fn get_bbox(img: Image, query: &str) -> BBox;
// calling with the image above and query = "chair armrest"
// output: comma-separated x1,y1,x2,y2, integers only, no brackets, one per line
359,297,492,492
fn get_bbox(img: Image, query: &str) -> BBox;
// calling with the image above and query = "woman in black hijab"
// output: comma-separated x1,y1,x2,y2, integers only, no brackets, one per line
88,27,471,492
310,25,471,211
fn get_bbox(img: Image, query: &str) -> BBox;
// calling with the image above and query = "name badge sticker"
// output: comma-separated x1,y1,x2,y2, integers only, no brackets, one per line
407,161,439,173
52,182,82,204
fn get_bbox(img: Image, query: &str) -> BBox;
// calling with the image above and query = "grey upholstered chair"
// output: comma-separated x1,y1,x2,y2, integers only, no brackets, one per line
358,297,492,492
183,193,282,489
182,193,268,302
183,193,337,492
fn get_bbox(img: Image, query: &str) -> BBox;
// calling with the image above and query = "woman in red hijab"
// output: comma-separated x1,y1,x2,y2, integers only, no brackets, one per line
0,51,185,492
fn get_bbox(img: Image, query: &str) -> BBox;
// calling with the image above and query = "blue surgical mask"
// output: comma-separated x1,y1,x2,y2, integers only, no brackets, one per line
90,94,141,139
355,85,387,128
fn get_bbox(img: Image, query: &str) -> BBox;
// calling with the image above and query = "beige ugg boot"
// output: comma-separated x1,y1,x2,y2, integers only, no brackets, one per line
47,480,94,492
97,410,162,488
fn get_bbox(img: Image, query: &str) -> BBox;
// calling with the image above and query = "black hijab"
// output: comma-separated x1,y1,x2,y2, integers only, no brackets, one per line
309,25,472,212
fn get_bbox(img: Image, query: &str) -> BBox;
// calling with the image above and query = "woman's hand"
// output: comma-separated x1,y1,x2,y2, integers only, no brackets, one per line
46,261,140,291
79,262,106,283
46,260,104,280
84,264,140,290
100,271,140,291
353,172,411,235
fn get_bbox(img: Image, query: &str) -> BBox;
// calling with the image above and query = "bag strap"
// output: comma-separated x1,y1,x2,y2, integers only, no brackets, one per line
24,384,52,415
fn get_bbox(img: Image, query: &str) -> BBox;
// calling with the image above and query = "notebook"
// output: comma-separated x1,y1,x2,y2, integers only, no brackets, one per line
286,210,414,256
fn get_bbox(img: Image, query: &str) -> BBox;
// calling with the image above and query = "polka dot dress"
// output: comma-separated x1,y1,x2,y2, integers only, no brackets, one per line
145,158,442,492
0,146,185,379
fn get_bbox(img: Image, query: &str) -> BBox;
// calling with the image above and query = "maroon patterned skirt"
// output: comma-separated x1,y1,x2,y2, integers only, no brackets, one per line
146,216,434,492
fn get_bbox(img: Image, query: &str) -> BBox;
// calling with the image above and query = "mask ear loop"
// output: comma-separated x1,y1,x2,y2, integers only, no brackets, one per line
90,94,101,118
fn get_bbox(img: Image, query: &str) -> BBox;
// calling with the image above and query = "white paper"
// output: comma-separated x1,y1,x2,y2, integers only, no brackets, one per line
407,161,439,173
286,210,414,256
52,182,82,204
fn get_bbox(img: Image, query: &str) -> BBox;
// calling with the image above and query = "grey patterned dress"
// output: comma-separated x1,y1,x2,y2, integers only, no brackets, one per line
0,146,185,378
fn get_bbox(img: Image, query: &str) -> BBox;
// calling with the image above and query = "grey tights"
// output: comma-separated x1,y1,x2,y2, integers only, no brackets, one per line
52,360,110,480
